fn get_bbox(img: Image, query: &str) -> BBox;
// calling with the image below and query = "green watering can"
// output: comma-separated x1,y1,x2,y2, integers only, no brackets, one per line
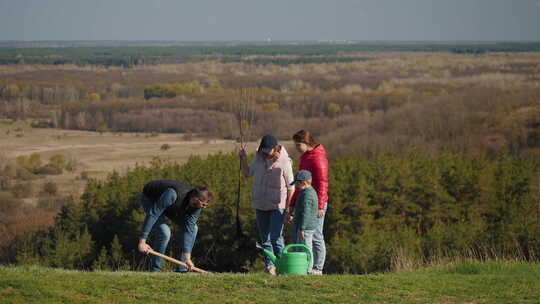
261,244,312,275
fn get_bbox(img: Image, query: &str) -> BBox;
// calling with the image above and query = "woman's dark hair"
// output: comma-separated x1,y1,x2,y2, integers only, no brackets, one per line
292,130,318,148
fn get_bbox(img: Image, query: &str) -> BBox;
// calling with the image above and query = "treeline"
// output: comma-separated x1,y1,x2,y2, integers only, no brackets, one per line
57,85,412,137
57,82,540,157
0,83,136,104
2,42,540,67
220,56,373,66
11,153,540,273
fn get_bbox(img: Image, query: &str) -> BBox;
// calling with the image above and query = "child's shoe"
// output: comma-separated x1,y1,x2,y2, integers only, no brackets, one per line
265,266,277,275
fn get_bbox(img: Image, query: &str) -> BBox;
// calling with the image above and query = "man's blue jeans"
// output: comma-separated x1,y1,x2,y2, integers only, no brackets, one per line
256,209,285,268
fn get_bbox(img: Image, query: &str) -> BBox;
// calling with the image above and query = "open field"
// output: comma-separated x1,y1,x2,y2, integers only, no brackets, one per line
0,119,264,203
1,261,539,304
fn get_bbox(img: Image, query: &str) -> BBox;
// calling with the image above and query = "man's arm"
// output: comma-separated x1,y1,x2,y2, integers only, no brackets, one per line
283,157,295,210
139,188,177,253
286,188,295,211
181,208,201,270
239,149,251,178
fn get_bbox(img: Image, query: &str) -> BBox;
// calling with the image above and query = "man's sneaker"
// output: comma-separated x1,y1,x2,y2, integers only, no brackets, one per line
265,266,277,276
310,269,323,275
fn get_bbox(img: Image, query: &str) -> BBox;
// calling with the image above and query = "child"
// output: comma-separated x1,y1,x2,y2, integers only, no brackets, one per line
289,170,318,273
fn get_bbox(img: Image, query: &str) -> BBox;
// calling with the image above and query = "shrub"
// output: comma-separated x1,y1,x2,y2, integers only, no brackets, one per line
144,82,203,100
327,103,341,117
65,156,79,172
0,176,11,191
11,183,33,199
0,192,21,216
16,168,40,181
42,181,58,196
88,93,101,102
16,154,42,173
49,154,67,170
0,165,15,190
30,120,53,128
35,164,62,175
37,196,68,211
160,143,171,151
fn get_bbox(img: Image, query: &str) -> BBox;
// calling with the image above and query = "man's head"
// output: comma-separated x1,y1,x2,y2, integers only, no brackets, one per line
290,170,312,189
258,135,279,158
187,186,213,209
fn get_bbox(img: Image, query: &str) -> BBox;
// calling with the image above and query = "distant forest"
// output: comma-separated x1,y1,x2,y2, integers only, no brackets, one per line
1,42,540,66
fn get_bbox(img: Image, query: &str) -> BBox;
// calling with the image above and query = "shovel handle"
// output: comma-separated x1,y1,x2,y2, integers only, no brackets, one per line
148,249,208,274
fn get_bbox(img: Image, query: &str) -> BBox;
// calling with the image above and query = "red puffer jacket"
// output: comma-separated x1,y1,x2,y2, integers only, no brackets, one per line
291,144,329,209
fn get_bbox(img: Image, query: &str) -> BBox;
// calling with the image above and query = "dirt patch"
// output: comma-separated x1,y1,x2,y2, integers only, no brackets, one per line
0,287,15,294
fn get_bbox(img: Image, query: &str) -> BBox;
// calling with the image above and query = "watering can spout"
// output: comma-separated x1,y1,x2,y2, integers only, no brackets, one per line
262,248,277,264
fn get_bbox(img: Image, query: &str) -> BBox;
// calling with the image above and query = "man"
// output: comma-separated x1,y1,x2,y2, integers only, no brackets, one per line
239,135,295,275
137,179,212,272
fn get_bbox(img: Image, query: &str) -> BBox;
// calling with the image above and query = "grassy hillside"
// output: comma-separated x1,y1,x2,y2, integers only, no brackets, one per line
1,261,539,304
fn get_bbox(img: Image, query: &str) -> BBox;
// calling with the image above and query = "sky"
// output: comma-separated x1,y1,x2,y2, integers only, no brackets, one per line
0,0,539,41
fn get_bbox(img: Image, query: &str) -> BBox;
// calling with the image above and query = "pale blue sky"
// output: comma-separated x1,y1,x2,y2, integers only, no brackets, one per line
1,0,539,41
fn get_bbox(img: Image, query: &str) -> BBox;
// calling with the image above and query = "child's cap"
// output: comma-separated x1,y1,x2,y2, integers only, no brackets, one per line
290,170,312,185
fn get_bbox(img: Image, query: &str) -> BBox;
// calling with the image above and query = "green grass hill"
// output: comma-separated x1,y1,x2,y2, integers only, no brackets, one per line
1,261,539,304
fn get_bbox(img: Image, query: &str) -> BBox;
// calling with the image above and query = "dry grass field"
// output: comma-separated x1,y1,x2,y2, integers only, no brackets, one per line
0,119,263,204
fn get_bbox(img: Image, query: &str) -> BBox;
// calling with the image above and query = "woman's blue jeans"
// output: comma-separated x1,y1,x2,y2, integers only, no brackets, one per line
256,209,285,268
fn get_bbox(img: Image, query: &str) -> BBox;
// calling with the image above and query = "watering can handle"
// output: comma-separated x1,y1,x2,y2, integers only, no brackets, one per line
283,244,312,273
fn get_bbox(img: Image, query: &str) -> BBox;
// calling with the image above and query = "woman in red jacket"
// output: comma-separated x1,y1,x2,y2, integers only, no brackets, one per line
289,130,329,275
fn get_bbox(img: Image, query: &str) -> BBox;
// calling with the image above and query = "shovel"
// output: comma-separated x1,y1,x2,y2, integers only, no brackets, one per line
148,249,209,274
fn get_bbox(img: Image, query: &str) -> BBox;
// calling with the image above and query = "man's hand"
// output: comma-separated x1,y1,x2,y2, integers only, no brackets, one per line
286,208,294,224
317,209,324,218
185,259,195,272
239,148,248,160
183,253,194,272
270,151,280,162
298,230,305,240
138,239,152,254
287,213,294,224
